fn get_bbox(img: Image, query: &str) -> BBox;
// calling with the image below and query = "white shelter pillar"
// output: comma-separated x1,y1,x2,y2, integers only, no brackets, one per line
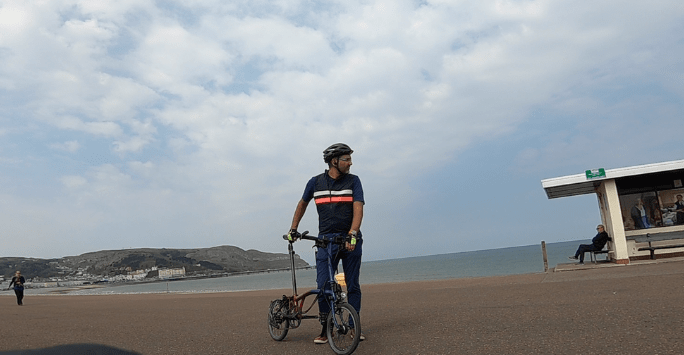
597,179,629,264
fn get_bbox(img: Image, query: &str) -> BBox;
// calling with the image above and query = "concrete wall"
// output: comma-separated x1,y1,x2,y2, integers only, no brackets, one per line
624,226,684,259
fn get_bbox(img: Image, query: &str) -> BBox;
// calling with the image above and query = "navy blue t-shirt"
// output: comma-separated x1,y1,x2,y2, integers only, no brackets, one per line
302,171,364,235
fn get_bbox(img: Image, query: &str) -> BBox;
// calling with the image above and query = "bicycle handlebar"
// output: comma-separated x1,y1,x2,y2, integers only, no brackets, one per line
282,230,311,241
282,231,350,246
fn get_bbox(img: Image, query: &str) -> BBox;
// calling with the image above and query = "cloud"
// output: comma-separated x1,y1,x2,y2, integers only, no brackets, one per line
61,175,87,188
50,140,81,153
52,116,122,136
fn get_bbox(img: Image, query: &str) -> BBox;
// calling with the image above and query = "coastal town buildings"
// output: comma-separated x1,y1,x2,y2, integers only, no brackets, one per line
157,267,186,279
8,266,188,289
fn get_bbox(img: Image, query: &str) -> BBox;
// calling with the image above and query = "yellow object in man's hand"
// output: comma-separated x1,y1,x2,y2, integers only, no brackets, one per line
335,272,346,287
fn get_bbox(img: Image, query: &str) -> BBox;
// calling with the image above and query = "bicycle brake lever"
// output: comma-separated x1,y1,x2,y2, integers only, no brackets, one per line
314,239,328,248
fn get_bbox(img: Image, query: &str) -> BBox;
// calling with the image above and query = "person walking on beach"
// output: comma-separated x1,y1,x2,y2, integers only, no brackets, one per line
8,271,26,306
287,143,366,344
569,225,612,264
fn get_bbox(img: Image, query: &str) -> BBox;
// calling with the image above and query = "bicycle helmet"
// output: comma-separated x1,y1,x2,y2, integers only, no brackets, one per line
323,143,354,163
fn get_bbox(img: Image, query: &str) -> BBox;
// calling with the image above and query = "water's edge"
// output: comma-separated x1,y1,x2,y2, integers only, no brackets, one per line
2,240,581,296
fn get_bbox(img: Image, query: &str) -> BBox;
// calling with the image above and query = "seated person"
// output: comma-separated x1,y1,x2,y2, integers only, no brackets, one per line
569,225,612,264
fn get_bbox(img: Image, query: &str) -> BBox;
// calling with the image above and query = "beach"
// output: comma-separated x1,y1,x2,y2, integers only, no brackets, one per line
2,260,684,355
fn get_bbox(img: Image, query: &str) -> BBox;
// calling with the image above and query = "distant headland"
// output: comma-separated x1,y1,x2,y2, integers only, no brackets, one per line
0,246,309,287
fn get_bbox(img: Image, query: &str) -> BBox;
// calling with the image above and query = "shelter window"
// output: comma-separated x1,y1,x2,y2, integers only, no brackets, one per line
617,170,684,231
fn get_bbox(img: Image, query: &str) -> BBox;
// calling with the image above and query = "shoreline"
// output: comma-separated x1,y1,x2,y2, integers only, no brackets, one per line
0,238,580,293
3,254,681,297
1,269,553,297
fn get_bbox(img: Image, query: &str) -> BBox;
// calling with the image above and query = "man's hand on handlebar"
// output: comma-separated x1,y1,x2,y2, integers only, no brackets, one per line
287,229,301,242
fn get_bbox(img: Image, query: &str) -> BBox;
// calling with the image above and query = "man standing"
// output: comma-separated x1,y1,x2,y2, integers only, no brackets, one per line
288,143,365,344
569,225,612,264
631,198,651,229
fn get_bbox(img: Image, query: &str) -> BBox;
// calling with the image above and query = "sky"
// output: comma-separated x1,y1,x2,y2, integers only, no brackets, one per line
1,0,683,265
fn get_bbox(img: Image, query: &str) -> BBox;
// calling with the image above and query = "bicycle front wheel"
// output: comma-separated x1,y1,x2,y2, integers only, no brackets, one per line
268,299,289,341
326,302,360,355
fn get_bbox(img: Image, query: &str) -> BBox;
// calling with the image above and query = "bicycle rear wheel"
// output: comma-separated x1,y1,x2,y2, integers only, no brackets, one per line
268,299,289,341
326,302,360,355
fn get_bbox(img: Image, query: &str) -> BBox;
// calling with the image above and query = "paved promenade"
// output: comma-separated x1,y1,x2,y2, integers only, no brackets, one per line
2,260,683,354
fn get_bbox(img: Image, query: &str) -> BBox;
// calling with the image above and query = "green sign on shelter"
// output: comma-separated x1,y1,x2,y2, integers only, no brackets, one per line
585,168,606,180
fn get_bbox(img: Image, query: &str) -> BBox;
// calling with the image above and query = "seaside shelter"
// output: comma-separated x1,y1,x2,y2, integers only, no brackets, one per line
541,159,684,264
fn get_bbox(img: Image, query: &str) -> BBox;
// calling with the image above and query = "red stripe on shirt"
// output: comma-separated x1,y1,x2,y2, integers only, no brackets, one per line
315,196,353,204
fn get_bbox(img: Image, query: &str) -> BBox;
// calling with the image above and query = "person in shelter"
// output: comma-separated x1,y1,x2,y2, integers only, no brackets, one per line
674,194,684,225
630,199,651,229
569,225,612,264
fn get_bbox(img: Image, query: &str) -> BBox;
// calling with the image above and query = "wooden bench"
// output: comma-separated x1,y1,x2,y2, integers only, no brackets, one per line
630,232,684,260
589,249,610,263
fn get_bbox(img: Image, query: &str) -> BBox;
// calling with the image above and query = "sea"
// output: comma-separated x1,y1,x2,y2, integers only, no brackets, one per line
12,240,581,296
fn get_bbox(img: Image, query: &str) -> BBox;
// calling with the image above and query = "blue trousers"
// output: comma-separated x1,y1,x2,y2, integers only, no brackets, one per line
316,235,363,318
14,288,24,305
574,244,598,263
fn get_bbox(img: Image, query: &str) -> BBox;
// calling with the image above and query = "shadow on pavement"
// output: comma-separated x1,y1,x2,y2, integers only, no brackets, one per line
0,344,141,355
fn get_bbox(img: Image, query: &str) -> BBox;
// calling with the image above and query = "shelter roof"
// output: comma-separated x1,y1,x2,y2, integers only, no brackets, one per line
541,159,684,199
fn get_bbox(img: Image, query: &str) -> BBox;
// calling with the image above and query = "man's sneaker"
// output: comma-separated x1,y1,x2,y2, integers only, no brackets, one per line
314,336,327,344
351,329,365,341
568,256,578,260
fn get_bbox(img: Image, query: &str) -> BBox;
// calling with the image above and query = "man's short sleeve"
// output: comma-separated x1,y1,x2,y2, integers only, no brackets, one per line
352,175,364,204
301,176,316,202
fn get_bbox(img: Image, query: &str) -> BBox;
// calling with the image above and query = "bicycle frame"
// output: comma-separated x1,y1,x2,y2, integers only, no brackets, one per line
284,233,346,326
269,231,361,355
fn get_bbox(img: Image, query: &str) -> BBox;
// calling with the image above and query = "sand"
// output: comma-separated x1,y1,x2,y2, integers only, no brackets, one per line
2,260,684,354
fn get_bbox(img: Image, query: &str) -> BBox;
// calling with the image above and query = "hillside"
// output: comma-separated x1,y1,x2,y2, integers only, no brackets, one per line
0,245,308,280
